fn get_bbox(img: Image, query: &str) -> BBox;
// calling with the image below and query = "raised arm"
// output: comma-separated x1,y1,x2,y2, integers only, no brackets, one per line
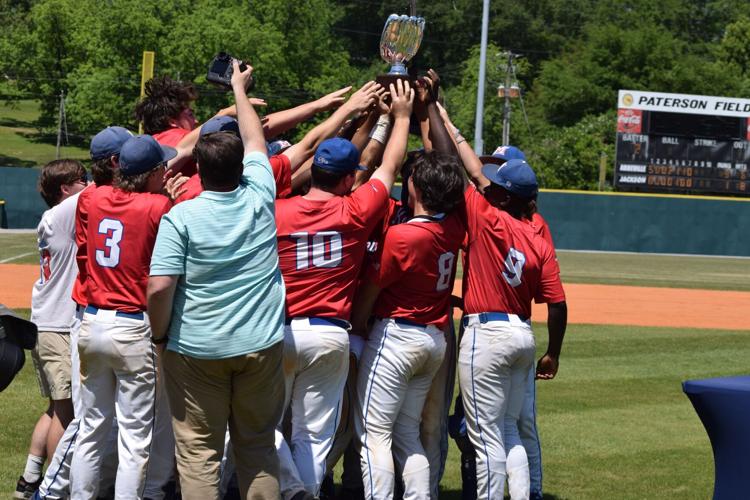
283,82,381,172
231,60,266,156
370,79,414,190
261,86,351,139
438,102,488,190
423,70,457,156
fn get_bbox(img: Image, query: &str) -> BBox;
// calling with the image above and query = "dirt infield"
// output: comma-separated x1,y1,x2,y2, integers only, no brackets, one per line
2,263,748,330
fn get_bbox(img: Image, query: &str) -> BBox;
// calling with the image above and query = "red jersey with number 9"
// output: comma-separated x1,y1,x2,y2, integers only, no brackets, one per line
461,186,565,319
370,211,466,328
275,178,390,320
83,186,172,312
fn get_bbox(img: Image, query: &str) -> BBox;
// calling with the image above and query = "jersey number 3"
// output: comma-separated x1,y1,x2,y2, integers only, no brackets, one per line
502,247,526,288
291,231,343,269
95,218,123,268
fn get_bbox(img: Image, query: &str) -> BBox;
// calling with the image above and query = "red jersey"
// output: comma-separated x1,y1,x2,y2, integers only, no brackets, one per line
461,186,565,319
276,179,390,320
154,127,197,177
372,211,466,328
84,186,172,312
174,154,292,204
529,212,555,249
72,184,96,306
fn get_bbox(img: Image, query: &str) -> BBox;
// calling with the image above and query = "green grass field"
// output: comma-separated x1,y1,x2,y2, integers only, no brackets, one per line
3,309,748,498
0,100,89,168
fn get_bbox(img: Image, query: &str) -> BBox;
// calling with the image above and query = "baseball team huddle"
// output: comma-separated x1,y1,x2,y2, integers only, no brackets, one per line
17,60,567,500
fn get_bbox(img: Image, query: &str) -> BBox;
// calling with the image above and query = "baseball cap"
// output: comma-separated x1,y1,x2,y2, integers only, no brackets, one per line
479,145,527,166
481,159,539,198
200,116,240,137
90,126,133,160
267,140,292,157
119,135,177,176
313,138,366,173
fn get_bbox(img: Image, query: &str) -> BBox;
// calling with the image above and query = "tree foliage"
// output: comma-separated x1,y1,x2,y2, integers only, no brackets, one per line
2,0,750,188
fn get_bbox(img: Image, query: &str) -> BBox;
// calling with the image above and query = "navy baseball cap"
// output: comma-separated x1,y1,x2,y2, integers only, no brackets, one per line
90,126,133,160
267,140,292,157
119,135,177,176
200,116,240,137
313,138,366,173
482,159,538,198
479,145,527,166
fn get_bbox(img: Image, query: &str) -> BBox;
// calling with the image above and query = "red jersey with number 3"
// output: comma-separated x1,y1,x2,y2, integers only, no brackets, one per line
371,211,466,328
461,186,565,318
83,186,172,312
175,153,292,203
276,178,390,319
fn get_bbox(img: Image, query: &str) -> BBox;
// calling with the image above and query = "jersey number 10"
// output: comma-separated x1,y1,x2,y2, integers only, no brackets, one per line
291,231,343,269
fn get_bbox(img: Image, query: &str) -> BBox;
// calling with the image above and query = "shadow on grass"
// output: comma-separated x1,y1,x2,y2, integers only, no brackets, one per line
0,116,35,128
0,154,36,168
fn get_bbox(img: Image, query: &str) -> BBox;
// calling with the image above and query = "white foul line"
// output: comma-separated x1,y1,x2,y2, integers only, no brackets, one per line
0,252,37,264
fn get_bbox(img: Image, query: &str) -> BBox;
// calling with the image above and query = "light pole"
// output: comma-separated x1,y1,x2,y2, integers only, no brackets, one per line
473,0,490,155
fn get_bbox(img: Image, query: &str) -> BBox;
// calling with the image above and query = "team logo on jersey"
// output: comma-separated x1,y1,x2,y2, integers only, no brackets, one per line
502,247,526,288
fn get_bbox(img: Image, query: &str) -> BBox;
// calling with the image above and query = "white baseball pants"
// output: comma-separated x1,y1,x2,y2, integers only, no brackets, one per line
420,320,456,500
70,309,157,500
519,364,543,497
277,318,350,499
356,319,447,500
458,315,535,500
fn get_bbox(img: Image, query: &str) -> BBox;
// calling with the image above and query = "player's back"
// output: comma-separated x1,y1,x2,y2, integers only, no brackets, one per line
84,185,171,312
275,178,389,320
373,211,466,328
461,186,564,319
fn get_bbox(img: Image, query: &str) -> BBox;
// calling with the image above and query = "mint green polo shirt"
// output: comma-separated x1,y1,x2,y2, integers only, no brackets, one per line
150,152,285,359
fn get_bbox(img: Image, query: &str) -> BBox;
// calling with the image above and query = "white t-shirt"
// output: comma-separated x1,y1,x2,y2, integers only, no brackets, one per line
30,191,81,332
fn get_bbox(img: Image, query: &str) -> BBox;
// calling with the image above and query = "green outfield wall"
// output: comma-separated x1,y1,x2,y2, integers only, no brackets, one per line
537,190,750,257
0,167,46,229
3,168,749,256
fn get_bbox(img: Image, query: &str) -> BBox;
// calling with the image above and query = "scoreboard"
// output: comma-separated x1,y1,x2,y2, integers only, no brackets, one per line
615,90,749,196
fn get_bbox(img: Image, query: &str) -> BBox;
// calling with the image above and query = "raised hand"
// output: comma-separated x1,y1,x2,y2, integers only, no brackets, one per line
343,81,382,114
317,86,353,111
164,172,190,201
230,59,254,93
389,79,414,120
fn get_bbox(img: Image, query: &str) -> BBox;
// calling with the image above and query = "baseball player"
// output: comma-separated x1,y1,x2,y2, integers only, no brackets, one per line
70,134,175,499
37,126,132,500
15,160,87,499
453,144,556,500
457,158,567,500
273,79,412,499
351,149,466,500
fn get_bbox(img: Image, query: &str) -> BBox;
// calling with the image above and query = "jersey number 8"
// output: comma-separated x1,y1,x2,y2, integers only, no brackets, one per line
436,252,456,291
291,231,343,269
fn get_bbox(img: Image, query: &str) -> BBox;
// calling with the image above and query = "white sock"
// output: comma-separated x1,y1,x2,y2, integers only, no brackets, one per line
22,454,44,483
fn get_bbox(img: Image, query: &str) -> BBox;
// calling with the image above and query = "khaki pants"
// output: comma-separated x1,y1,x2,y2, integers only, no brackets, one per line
164,342,285,500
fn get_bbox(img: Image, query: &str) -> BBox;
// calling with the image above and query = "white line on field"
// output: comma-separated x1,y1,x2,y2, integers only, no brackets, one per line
0,251,37,264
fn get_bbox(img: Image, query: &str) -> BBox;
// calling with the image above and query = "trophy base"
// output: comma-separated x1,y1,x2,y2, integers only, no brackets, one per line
376,73,413,89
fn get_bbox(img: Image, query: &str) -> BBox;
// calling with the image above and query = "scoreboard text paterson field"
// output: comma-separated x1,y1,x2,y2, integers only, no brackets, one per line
615,90,749,196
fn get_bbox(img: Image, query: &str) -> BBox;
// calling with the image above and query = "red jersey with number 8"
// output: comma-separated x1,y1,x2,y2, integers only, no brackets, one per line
275,178,390,320
461,186,565,319
370,211,466,328
83,186,172,312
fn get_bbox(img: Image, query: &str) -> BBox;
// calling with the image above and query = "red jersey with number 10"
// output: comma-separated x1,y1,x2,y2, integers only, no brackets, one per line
461,186,565,319
371,211,466,328
83,186,172,312
276,178,390,320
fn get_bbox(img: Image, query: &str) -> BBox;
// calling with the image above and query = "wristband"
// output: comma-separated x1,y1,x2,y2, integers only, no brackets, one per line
456,135,466,145
369,115,392,145
151,336,169,345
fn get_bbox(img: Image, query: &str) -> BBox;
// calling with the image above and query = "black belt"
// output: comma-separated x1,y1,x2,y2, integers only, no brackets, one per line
285,317,351,330
85,305,144,321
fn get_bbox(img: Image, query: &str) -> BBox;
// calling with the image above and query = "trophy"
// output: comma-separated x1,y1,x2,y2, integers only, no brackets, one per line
377,14,425,88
